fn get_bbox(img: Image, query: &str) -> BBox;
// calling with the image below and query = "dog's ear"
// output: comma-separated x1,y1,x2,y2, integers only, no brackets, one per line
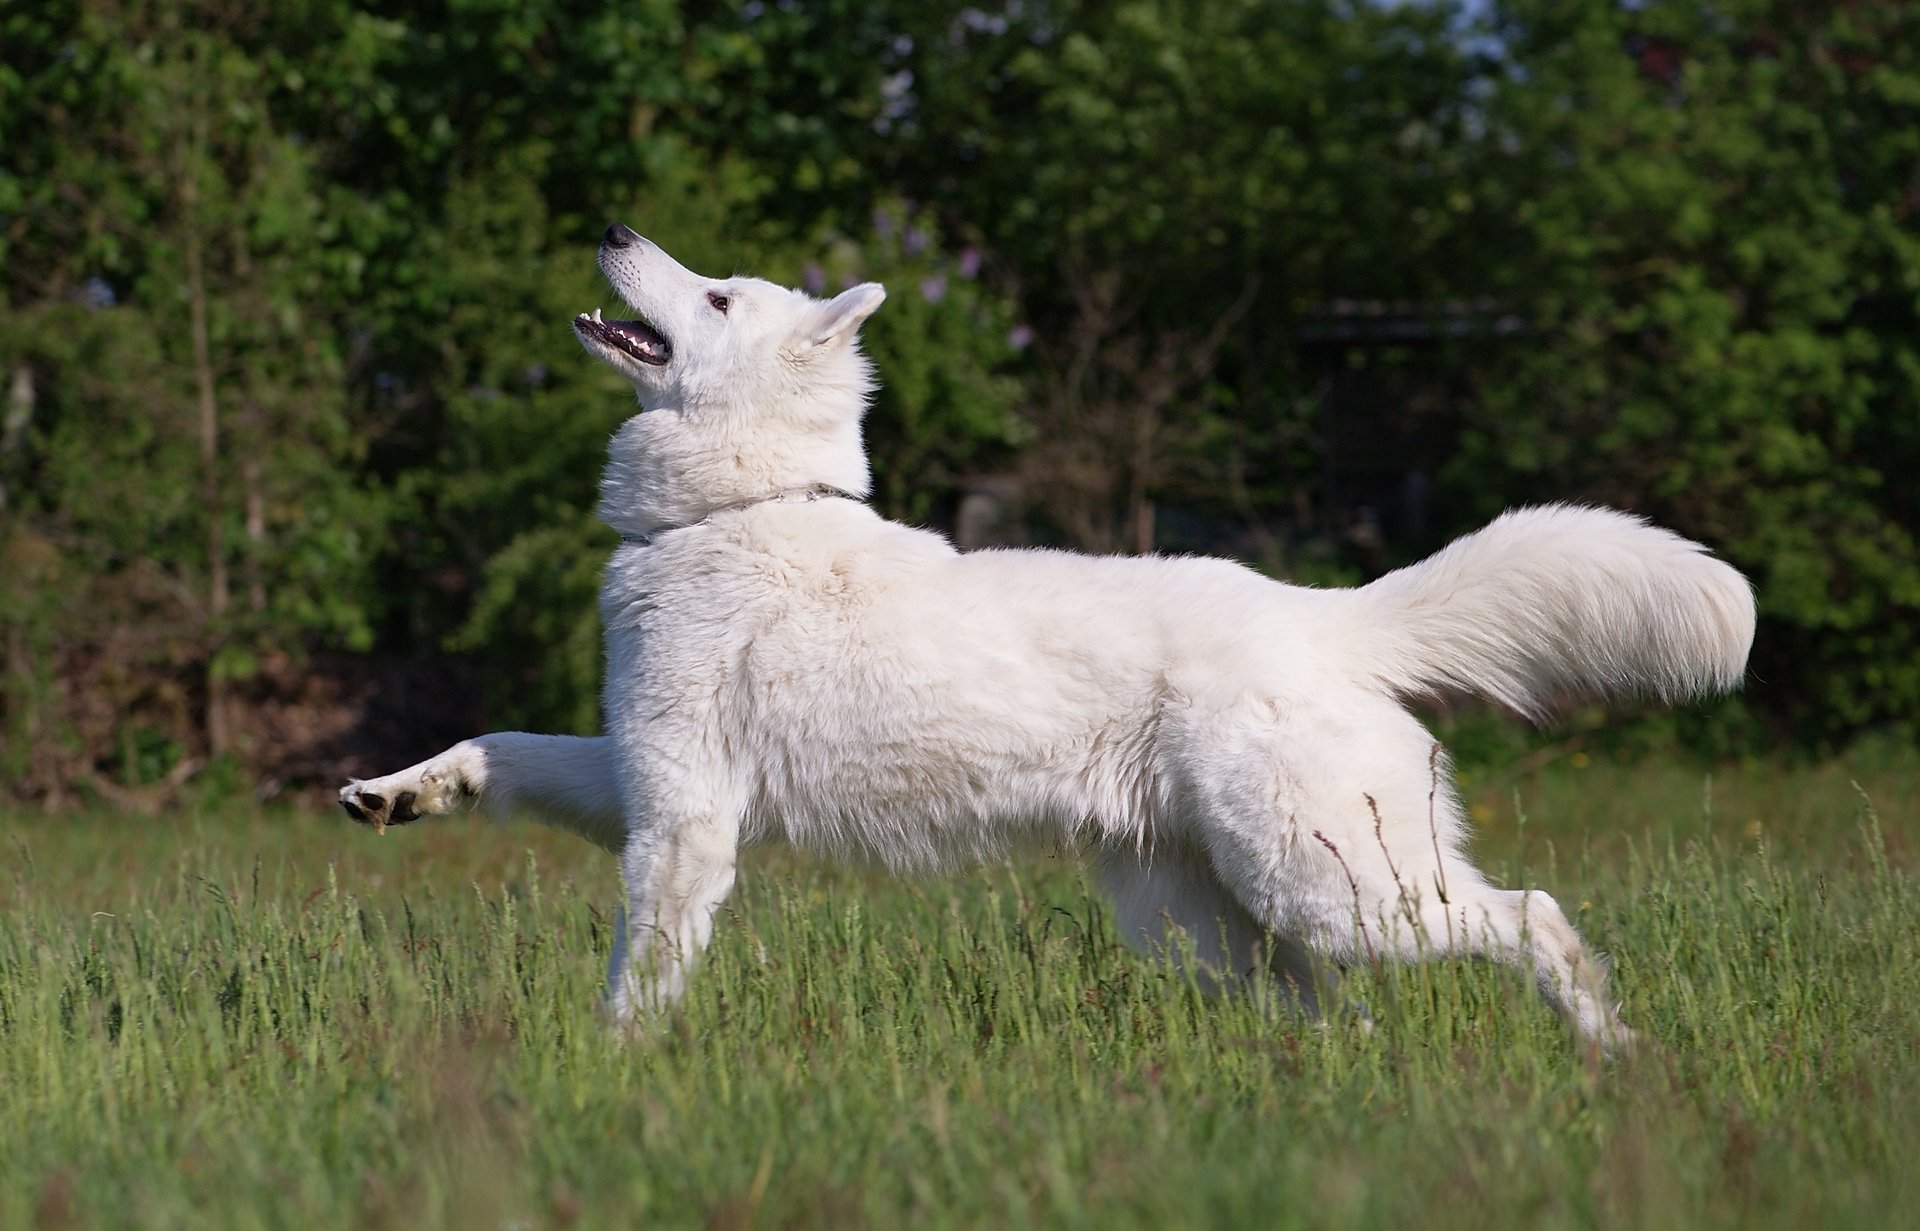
791,283,886,356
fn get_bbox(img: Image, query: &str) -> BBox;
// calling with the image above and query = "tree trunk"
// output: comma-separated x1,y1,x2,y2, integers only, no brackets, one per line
245,456,266,614
1,364,32,515
181,39,230,758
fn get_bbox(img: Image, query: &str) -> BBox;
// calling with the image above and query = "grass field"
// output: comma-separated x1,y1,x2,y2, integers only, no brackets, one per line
4,751,1919,1229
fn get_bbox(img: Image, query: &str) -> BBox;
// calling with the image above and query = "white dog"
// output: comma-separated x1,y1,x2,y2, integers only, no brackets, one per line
341,223,1755,1051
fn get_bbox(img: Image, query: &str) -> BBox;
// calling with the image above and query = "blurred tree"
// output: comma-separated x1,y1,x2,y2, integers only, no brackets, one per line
1,0,384,795
885,0,1484,553
4,0,1917,798
1458,0,1920,746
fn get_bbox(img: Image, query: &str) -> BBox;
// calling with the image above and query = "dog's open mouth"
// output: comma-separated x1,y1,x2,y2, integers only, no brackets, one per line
574,307,670,366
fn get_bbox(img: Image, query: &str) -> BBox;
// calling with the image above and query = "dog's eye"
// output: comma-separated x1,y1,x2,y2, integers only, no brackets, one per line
707,292,730,314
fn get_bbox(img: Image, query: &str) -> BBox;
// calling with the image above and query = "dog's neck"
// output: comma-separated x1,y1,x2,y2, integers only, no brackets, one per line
616,483,865,545
596,408,872,541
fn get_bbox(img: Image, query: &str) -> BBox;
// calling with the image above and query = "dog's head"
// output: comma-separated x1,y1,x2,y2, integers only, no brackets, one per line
575,223,886,423
577,225,888,538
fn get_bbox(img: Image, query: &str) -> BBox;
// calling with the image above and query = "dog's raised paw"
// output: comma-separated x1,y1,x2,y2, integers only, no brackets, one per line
338,782,421,834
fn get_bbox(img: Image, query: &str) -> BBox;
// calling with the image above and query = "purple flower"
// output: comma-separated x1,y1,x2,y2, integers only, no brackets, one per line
957,247,982,279
919,274,948,304
1007,324,1034,351
904,226,929,256
802,263,827,294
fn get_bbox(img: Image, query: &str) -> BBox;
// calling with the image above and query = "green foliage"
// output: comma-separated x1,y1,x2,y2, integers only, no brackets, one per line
4,0,1919,790
1,1,386,789
1455,0,1920,747
889,0,1486,548
794,203,1028,523
3,759,1919,1226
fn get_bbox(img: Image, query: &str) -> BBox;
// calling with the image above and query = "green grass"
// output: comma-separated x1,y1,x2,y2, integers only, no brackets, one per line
4,753,1919,1229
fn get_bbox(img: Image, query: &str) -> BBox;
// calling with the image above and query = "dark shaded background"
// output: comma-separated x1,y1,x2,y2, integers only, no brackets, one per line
3,0,1916,807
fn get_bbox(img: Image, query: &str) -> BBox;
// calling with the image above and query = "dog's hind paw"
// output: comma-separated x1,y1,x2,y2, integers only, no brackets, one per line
1598,1020,1646,1061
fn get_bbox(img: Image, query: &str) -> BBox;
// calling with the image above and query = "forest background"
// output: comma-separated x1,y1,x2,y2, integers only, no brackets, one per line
3,0,1916,808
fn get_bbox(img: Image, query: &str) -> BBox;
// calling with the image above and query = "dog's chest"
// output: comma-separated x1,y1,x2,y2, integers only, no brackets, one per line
598,535,868,713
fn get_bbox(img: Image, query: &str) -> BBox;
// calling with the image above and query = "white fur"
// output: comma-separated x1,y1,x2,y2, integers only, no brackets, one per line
341,229,1757,1053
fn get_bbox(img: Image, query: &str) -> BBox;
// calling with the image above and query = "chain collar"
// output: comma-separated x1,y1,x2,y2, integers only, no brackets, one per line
623,484,865,545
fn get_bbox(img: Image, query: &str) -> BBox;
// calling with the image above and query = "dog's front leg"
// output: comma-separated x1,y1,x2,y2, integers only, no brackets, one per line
339,733,627,851
606,812,741,1033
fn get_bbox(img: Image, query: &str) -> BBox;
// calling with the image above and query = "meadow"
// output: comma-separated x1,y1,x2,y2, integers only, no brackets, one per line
4,751,1918,1230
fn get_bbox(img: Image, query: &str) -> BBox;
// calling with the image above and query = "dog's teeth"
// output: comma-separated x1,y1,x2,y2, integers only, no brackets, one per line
593,307,604,323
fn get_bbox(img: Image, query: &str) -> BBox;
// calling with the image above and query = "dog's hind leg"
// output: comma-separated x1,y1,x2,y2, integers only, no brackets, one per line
1098,843,1331,1015
1418,879,1638,1055
339,733,627,851
1318,860,1635,1055
1203,789,1636,1055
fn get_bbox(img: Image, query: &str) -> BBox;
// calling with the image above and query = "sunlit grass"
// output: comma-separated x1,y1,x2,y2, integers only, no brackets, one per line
3,752,1917,1229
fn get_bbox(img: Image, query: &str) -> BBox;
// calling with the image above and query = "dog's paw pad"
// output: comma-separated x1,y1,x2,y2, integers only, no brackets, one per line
338,783,421,834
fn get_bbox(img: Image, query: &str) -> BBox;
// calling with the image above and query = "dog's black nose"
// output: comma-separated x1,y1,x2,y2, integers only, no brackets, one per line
603,222,641,249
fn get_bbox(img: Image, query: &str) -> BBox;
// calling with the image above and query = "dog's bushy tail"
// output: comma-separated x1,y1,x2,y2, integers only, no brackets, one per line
1330,505,1755,721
